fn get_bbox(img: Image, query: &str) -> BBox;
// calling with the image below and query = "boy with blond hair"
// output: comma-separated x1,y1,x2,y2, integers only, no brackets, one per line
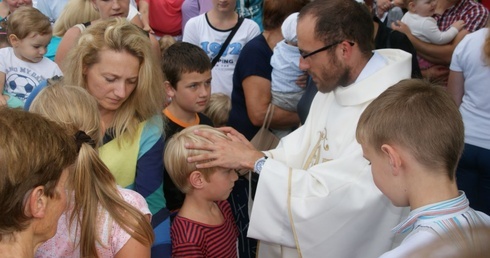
203,93,231,127
356,79,490,258
164,125,239,257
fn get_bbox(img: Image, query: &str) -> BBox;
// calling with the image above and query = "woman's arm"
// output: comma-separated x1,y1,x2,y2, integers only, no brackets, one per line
243,76,299,129
130,11,161,58
447,70,464,107
0,72,6,106
54,26,82,68
114,237,151,258
137,0,153,33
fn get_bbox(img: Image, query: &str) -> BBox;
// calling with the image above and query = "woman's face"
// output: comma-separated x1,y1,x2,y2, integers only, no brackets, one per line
91,0,129,19
84,49,140,116
5,0,32,13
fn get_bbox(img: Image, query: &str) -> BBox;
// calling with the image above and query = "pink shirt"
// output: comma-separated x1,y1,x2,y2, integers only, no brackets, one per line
35,188,151,258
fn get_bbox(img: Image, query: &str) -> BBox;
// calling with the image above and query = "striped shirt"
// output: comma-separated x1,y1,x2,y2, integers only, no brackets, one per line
380,191,490,258
171,201,239,258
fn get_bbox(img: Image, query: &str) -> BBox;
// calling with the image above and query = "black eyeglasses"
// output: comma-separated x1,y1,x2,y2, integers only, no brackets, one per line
300,41,355,59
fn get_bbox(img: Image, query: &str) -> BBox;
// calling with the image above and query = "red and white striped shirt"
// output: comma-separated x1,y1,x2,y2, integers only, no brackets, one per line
171,201,239,258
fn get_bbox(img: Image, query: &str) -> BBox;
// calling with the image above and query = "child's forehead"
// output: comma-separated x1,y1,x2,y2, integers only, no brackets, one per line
176,70,212,83
180,70,212,78
22,32,51,42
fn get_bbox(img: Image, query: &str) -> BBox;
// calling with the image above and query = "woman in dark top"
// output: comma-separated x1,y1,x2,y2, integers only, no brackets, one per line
228,0,309,140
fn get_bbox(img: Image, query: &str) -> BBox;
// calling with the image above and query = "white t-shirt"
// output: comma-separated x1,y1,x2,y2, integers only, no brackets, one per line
0,47,62,102
183,13,260,97
450,28,490,150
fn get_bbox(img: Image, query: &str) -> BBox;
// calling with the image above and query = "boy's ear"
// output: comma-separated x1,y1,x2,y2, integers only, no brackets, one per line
164,81,176,98
189,170,205,189
381,144,402,175
8,34,19,47
25,186,48,219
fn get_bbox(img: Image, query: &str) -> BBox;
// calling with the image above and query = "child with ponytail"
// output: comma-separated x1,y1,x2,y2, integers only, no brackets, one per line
31,82,154,257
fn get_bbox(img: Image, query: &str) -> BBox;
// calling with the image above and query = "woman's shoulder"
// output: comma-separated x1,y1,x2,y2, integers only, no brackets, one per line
141,115,164,138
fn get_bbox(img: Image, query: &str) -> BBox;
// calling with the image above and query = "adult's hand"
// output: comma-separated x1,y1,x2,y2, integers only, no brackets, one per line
186,127,265,171
377,0,392,12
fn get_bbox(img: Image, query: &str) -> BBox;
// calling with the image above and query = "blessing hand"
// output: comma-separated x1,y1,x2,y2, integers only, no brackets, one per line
186,127,264,171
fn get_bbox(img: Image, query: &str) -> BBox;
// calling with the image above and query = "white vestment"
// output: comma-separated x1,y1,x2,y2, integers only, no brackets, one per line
248,49,412,258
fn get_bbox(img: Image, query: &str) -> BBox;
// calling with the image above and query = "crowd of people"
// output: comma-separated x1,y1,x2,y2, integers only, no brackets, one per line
1,0,490,257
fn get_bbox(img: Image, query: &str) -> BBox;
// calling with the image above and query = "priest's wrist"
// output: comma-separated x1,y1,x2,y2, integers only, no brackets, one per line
253,154,268,174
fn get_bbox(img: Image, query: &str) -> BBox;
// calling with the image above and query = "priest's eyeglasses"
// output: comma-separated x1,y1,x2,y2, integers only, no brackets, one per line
300,41,355,59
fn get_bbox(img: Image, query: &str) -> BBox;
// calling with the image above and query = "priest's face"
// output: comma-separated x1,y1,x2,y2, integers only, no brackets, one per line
297,14,350,93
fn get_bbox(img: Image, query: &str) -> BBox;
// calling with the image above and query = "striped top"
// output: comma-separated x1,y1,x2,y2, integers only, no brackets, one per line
380,191,490,258
171,201,239,258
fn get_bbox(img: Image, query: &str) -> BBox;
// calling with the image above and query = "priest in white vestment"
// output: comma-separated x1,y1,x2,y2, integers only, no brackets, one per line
186,0,412,257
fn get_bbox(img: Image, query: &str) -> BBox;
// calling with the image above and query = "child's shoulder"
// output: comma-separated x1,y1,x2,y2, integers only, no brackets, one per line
0,46,13,57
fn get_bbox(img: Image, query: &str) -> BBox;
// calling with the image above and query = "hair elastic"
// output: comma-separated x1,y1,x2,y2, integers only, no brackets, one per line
74,130,96,151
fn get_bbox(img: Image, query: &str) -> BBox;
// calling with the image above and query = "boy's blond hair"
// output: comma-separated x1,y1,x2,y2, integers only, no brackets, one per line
356,79,464,180
7,6,52,40
164,125,230,193
204,93,231,127
159,35,176,56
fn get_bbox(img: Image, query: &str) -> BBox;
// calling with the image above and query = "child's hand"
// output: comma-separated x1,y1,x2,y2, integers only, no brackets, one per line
451,20,465,31
0,94,8,106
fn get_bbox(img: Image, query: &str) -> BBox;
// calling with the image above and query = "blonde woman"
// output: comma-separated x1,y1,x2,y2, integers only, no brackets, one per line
63,18,170,256
32,83,154,257
55,0,160,67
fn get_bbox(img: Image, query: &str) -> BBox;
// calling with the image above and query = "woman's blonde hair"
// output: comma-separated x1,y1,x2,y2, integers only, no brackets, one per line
53,0,100,37
29,82,154,257
63,18,165,145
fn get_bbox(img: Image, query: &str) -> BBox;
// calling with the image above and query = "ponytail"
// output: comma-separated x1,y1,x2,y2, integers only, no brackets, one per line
70,142,154,257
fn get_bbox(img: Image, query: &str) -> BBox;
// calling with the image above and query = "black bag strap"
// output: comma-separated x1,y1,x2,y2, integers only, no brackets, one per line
211,17,244,68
